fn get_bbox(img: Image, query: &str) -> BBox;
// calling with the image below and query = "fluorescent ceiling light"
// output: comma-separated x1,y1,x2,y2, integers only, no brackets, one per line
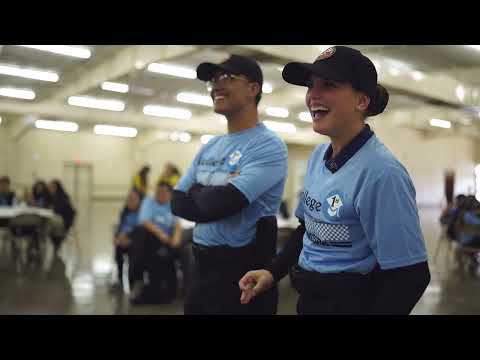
266,106,289,118
201,134,214,144
18,45,91,59
179,132,191,143
68,96,125,112
0,87,35,100
0,64,59,82
298,112,312,122
456,85,465,101
389,67,400,76
147,63,196,79
143,105,191,120
262,82,273,94
0,116,2,125
101,81,129,93
264,120,296,134
135,61,146,70
177,92,213,107
35,119,78,132
94,124,137,138
411,71,425,81
430,118,451,129
467,45,480,51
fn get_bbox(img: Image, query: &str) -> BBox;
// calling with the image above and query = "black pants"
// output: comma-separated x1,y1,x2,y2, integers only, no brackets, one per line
184,243,278,315
129,226,177,300
290,265,374,315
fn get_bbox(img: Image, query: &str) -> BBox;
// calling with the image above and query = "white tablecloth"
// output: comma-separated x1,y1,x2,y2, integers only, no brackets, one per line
0,206,55,219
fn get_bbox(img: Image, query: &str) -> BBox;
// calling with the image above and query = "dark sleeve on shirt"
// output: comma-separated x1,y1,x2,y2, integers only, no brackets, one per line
115,207,129,236
369,261,431,315
265,219,305,282
171,183,249,223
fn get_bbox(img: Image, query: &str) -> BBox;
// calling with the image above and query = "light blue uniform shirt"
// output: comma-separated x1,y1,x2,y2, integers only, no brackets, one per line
117,209,139,236
138,196,177,237
295,127,428,274
176,122,288,247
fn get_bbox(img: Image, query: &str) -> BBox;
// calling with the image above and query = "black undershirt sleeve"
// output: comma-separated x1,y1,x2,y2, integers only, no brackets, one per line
265,219,305,282
171,183,249,223
369,261,431,315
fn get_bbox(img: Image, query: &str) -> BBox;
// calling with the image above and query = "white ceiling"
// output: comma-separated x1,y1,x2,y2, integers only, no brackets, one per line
1,45,480,144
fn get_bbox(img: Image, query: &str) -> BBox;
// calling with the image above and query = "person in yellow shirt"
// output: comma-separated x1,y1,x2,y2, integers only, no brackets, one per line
157,163,181,188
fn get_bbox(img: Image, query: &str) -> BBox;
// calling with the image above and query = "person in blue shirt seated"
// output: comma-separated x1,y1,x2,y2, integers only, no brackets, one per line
129,181,182,305
457,196,480,247
239,46,430,315
109,189,141,293
32,180,52,209
0,176,17,206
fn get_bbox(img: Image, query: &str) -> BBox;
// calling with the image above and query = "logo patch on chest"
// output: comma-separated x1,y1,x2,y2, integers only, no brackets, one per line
324,192,344,218
228,150,242,166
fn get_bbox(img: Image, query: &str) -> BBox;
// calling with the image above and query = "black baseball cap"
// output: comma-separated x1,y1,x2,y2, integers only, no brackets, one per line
282,46,389,116
196,54,263,89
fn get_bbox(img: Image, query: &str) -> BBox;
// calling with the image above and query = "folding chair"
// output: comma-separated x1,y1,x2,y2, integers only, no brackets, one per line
8,213,48,272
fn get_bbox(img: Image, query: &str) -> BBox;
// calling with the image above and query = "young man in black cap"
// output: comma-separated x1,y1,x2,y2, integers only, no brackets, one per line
239,46,430,315
171,54,288,315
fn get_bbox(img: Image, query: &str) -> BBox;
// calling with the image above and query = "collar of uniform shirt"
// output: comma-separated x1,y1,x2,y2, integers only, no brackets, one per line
323,124,374,173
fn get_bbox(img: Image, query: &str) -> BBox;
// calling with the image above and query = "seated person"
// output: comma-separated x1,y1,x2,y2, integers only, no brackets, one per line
0,176,17,206
440,194,465,226
129,181,182,305
47,180,76,253
110,189,141,293
457,196,480,247
32,180,53,208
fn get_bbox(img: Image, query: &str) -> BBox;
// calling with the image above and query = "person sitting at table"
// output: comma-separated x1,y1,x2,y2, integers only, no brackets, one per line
32,180,53,209
0,176,17,206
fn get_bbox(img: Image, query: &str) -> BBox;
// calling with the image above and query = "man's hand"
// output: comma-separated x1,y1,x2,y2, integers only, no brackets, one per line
115,234,130,248
238,270,275,305
155,228,171,246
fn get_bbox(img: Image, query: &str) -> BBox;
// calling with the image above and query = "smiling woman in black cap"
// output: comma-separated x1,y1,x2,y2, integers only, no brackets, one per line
239,46,431,315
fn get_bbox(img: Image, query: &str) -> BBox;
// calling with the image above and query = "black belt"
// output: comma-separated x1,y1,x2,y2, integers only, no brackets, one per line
290,265,374,296
192,242,256,267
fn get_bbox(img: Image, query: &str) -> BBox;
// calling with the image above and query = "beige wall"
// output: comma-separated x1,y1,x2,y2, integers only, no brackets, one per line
0,126,8,175
4,123,478,209
372,121,476,206
11,128,135,197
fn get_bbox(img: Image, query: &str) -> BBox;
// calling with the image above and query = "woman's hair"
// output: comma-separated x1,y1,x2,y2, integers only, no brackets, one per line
366,84,389,117
168,163,181,177
33,180,48,197
50,179,70,200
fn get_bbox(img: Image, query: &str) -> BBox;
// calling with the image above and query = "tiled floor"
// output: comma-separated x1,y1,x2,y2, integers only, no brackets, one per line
1,202,479,315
